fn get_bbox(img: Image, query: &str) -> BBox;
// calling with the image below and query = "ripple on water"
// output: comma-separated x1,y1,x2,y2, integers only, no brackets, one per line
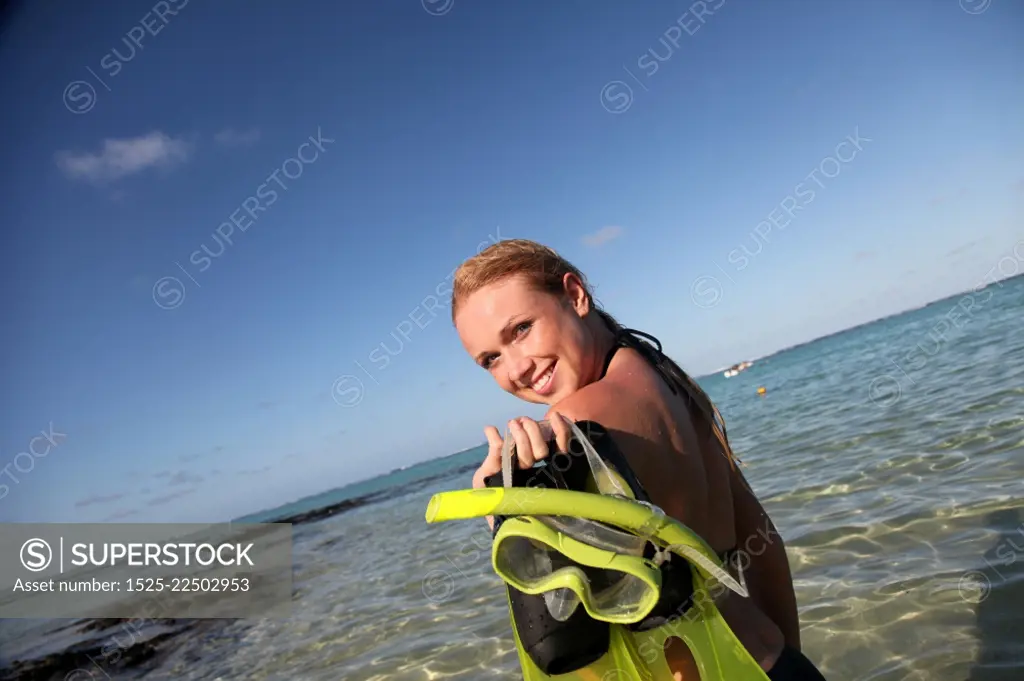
8,281,1024,680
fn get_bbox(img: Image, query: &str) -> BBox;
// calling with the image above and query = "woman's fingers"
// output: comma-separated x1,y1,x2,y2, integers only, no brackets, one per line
517,418,553,468
478,415,577,481
470,415,579,524
472,425,505,489
506,419,533,468
548,411,574,454
507,419,539,468
484,425,503,459
471,460,501,489
472,426,505,529
472,462,501,488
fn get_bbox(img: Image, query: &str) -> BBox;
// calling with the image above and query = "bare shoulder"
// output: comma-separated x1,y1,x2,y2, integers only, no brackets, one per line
547,376,641,433
545,366,676,464
545,354,712,525
546,349,673,442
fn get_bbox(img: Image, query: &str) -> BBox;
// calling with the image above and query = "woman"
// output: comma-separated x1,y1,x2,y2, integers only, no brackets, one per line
451,239,826,680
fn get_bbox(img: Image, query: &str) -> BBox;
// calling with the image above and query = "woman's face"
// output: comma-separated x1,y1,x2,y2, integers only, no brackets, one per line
455,274,601,405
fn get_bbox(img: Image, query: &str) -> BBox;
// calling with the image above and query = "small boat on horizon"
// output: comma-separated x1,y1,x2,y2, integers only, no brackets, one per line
723,360,754,378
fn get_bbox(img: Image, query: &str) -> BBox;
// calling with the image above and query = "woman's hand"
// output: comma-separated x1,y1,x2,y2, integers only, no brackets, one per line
471,413,575,528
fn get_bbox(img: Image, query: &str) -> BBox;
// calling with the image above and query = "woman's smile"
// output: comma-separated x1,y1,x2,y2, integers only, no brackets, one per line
529,362,557,395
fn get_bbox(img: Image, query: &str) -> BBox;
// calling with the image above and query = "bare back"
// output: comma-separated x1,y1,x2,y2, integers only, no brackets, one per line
601,348,736,550
552,345,793,673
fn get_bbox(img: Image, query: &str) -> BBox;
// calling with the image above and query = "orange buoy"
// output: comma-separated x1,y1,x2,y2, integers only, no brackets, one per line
757,386,766,395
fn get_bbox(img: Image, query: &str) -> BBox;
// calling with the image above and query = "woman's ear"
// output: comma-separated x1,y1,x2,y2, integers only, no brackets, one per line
562,272,591,316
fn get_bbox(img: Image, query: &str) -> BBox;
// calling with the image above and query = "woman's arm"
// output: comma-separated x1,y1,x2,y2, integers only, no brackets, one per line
729,464,802,650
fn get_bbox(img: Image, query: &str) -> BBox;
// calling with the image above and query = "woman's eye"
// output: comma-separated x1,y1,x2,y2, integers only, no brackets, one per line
481,322,531,369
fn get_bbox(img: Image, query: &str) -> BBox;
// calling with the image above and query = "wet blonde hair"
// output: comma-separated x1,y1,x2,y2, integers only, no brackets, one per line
451,239,740,469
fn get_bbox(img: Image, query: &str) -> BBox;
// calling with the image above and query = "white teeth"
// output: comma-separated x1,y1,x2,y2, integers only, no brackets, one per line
533,366,553,390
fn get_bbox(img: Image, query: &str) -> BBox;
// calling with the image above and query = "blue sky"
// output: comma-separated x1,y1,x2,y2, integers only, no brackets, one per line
1,0,1021,524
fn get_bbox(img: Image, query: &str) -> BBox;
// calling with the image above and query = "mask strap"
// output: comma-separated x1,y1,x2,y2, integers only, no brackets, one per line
500,425,514,489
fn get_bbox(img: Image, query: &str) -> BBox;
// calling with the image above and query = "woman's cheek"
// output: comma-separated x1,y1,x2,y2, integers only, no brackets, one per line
491,368,512,392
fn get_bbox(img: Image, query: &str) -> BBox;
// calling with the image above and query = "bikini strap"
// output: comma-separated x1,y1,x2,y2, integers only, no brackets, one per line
599,325,742,472
601,328,682,398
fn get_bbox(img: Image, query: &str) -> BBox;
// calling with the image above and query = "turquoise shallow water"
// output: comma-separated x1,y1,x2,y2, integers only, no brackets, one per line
3,275,1023,680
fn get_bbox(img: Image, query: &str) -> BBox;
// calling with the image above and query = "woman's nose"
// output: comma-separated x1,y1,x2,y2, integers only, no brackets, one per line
508,355,534,387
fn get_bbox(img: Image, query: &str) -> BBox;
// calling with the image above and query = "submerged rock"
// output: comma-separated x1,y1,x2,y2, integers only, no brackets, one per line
0,619,213,681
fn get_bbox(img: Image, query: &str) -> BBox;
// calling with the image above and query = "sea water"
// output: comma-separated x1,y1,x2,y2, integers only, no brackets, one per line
2,276,1022,680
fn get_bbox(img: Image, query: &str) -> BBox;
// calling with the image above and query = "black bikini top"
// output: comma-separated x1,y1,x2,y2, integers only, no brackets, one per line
600,328,689,401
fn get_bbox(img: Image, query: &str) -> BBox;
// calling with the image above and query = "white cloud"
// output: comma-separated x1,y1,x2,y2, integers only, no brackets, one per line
214,127,261,147
582,225,624,248
56,131,192,183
